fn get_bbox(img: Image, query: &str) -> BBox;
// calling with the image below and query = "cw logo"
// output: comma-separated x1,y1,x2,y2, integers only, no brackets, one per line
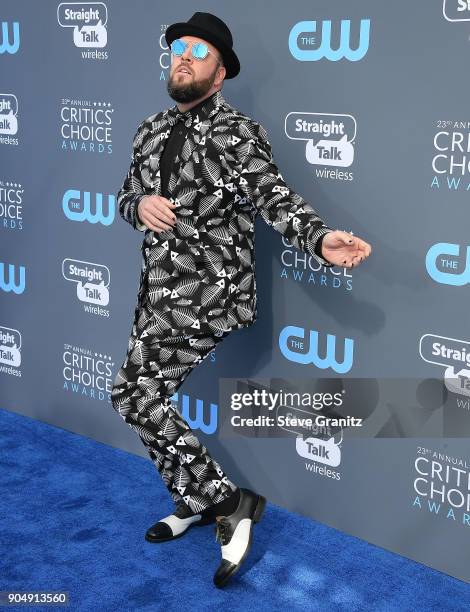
425,242,470,286
171,391,218,434
289,18,370,61
0,262,25,294
279,325,354,373
62,189,115,225
0,22,20,54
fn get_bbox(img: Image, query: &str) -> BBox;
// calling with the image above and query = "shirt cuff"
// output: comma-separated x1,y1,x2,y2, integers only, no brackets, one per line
309,226,335,267
134,196,147,231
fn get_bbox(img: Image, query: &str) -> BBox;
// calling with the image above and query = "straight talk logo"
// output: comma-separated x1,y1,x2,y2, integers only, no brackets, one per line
419,333,470,400
284,112,357,173
57,3,109,59
0,94,19,143
62,258,110,316
0,326,22,372
443,0,470,22
297,433,342,478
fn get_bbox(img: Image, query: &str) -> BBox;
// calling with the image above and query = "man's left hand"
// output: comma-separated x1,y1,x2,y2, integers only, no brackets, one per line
320,230,372,268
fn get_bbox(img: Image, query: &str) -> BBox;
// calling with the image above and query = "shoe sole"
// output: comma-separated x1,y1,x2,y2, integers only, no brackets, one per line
214,494,267,588
145,515,214,543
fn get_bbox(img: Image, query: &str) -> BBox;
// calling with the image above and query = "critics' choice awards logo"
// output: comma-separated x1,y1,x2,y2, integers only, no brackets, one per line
63,344,114,400
431,122,470,191
0,326,22,371
0,21,20,54
60,99,114,154
425,242,470,286
419,334,470,400
62,258,110,316
62,189,115,225
285,113,356,173
158,25,171,79
413,449,470,527
288,18,370,61
0,181,23,230
57,2,108,59
0,261,25,294
280,237,353,291
279,325,354,373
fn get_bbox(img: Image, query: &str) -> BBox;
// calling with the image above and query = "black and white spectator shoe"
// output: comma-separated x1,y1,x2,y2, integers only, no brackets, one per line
213,487,267,588
145,502,214,543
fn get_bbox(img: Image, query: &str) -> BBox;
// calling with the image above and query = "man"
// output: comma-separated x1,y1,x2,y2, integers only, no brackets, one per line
111,12,371,588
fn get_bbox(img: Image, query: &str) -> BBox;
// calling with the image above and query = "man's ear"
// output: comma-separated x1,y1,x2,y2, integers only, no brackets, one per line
217,65,226,85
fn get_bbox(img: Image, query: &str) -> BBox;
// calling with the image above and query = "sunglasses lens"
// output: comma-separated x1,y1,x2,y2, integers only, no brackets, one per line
192,42,208,59
171,39,186,56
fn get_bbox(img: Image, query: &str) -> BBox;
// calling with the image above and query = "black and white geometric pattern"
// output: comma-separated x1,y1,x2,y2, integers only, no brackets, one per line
111,294,238,514
117,89,334,336
112,89,334,514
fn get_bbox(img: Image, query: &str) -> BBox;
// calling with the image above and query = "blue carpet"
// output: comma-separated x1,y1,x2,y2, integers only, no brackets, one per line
1,407,469,611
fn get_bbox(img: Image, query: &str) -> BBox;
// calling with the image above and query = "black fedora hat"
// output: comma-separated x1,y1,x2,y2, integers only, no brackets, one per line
165,12,240,79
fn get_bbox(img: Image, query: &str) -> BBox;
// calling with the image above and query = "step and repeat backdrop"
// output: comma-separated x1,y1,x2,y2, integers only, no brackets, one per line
2,0,470,584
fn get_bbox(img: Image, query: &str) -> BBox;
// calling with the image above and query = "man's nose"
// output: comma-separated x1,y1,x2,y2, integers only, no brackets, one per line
181,44,193,62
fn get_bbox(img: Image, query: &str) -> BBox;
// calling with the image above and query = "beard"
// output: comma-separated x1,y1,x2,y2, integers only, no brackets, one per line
167,63,218,103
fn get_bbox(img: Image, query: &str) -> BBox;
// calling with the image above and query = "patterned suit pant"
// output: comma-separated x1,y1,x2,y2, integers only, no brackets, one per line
110,286,238,515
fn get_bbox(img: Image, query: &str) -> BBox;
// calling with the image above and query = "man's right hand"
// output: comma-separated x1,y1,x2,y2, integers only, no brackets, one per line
137,195,177,233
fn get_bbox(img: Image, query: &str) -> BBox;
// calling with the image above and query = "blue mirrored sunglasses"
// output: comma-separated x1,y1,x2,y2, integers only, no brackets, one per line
170,38,221,64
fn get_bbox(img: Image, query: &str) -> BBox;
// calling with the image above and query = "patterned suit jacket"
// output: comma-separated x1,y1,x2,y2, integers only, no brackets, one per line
117,89,334,336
